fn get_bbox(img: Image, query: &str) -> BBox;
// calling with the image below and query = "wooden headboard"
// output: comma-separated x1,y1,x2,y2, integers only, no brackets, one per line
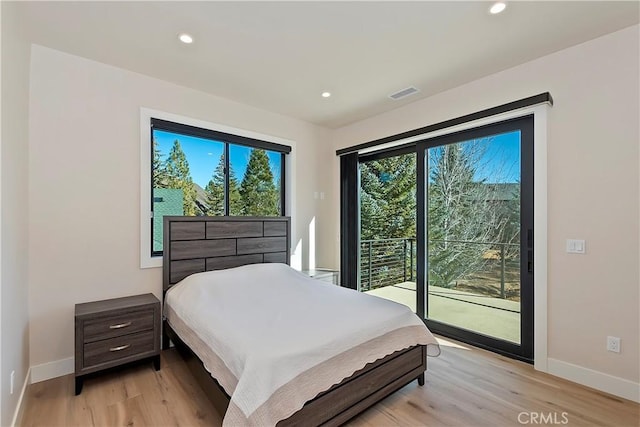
162,216,291,291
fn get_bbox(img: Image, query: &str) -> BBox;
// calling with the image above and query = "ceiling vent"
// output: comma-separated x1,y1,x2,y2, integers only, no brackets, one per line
389,86,420,100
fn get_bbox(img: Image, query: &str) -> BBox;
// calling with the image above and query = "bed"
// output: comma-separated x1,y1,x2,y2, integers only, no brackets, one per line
162,216,439,426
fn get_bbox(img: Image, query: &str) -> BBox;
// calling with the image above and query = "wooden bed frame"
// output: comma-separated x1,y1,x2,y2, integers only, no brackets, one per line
162,216,427,426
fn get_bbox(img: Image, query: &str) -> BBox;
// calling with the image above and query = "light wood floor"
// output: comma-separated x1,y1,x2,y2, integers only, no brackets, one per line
21,338,639,426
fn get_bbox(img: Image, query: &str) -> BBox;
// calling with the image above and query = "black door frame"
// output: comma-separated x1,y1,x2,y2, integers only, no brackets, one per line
416,115,535,362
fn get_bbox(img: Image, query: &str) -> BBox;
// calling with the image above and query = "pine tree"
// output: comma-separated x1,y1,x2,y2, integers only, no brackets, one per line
239,149,279,215
228,165,242,216
359,154,416,289
360,154,416,241
204,154,242,215
204,154,226,215
359,162,387,241
152,139,166,188
164,140,197,216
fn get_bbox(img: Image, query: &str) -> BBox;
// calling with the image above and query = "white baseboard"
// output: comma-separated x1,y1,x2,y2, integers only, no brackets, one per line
547,358,640,403
30,357,74,384
11,367,31,427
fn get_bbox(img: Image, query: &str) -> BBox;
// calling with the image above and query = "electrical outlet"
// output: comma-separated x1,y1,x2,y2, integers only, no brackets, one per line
10,370,15,395
607,336,621,353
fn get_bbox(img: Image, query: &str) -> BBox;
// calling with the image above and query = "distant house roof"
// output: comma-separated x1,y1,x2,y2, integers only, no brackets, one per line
484,183,519,201
468,182,519,201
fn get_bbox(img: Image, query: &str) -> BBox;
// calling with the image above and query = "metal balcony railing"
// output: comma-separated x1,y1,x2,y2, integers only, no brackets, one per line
360,238,416,292
359,237,519,299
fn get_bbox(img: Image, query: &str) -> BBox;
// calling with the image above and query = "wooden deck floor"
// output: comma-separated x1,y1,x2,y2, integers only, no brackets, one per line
20,338,639,427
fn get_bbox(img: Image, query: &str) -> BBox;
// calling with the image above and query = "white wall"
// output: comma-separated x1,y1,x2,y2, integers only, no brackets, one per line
28,45,332,372
330,25,640,395
1,1,31,425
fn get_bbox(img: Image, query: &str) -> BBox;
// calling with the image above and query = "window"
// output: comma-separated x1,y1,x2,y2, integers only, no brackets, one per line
150,118,290,256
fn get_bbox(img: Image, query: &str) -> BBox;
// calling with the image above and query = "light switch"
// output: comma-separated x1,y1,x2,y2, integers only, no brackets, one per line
566,239,586,254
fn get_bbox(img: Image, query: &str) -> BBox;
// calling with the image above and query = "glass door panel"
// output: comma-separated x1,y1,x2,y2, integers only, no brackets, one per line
426,131,522,343
418,115,534,361
359,149,417,311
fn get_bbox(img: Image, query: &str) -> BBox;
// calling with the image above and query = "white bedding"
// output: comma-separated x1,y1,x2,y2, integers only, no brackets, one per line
165,263,440,426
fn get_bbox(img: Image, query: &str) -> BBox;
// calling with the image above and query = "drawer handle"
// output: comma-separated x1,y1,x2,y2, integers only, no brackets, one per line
109,344,131,352
109,322,132,329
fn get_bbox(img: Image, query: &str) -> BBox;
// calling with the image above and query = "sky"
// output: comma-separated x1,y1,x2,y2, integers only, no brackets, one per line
470,130,521,184
427,130,521,184
153,130,282,188
154,128,519,189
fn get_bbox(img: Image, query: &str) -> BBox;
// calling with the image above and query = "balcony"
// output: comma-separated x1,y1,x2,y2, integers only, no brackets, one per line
360,237,521,343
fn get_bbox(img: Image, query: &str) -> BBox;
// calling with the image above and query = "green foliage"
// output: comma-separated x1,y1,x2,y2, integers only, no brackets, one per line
360,154,417,290
154,140,279,218
152,139,165,188
204,154,241,215
360,154,416,241
228,167,242,216
239,149,279,215
164,140,197,216
204,155,225,215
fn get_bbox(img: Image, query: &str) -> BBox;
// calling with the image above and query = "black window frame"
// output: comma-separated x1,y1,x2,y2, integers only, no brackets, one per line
150,118,290,257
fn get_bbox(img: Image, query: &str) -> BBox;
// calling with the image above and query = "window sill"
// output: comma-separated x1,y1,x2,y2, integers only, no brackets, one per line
141,256,162,269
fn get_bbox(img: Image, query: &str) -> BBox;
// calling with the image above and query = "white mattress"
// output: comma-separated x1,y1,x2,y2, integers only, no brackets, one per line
165,263,439,426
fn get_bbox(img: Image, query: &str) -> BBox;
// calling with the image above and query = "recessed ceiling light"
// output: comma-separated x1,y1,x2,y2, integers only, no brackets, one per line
489,2,507,14
321,92,331,98
178,33,194,44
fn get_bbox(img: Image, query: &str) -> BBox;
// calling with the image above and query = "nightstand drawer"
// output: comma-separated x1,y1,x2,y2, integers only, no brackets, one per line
83,330,155,367
83,309,154,342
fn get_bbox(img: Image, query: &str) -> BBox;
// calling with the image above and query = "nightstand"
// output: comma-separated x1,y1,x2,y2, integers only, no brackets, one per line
74,293,161,395
302,268,340,285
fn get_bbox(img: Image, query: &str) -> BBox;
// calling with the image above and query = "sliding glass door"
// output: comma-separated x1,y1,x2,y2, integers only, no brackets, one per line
356,116,534,361
417,116,534,361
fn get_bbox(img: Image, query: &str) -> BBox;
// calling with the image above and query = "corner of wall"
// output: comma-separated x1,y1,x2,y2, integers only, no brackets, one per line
1,1,32,426
10,368,30,427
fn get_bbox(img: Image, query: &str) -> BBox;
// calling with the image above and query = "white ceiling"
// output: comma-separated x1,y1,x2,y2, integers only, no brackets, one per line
16,1,640,128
